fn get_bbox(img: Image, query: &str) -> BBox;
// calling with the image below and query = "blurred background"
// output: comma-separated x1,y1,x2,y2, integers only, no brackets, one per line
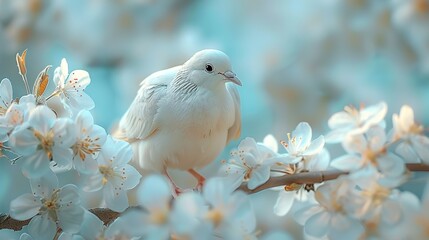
1,0,429,237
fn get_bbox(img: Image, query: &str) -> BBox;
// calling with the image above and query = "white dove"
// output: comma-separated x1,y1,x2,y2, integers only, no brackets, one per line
117,49,241,192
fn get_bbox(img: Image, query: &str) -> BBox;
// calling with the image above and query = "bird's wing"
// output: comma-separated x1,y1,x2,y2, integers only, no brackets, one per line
119,66,181,141
226,83,241,143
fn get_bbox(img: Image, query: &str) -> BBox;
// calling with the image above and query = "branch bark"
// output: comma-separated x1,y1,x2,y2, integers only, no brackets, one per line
2,163,429,231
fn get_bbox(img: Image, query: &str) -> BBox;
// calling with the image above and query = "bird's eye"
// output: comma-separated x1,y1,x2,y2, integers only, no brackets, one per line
205,64,214,73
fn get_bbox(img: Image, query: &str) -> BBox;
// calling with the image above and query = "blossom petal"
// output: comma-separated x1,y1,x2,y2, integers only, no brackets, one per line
30,170,58,198
82,172,103,192
104,184,128,212
331,154,362,171
307,148,330,171
411,135,429,164
395,141,420,163
328,214,364,240
120,165,141,190
137,175,171,210
0,78,13,109
328,112,355,129
377,153,405,177
366,126,386,151
273,191,295,216
303,135,325,156
76,211,104,240
52,147,73,170
399,105,414,132
343,133,367,154
172,192,206,235
21,150,51,179
27,214,56,240
293,205,323,225
53,118,76,147
293,122,312,151
63,91,95,112
304,211,330,238
28,106,56,134
263,134,278,153
57,185,84,233
75,110,94,130
9,127,38,156
204,177,238,208
247,165,271,190
238,137,259,157
360,102,387,128
9,193,41,220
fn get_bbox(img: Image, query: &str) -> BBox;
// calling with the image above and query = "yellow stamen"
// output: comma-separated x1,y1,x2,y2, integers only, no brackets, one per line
34,130,54,160
206,208,224,227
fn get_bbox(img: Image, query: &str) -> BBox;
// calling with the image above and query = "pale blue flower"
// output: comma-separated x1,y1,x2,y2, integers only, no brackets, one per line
9,105,76,178
278,122,325,164
83,135,141,212
221,136,280,190
71,110,107,174
326,102,387,143
53,58,95,115
9,171,84,239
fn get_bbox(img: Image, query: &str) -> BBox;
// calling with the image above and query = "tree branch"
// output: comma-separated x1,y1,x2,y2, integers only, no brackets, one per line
238,163,429,194
2,163,429,231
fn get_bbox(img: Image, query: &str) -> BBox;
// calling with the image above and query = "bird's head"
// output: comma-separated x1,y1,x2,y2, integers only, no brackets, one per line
183,49,241,89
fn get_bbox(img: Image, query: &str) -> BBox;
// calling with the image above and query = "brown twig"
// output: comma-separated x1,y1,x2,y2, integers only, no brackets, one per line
1,163,428,231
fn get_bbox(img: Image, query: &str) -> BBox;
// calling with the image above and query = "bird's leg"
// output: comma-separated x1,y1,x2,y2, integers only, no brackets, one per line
188,169,206,191
163,168,186,197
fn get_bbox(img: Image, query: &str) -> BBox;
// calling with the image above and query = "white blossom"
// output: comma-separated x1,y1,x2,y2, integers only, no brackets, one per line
71,110,107,174
9,105,76,178
0,78,13,116
294,177,364,240
326,102,387,143
9,172,84,239
220,136,280,190
83,136,141,212
331,126,406,178
53,58,94,115
118,174,174,240
279,122,325,164
391,105,429,164
273,148,330,217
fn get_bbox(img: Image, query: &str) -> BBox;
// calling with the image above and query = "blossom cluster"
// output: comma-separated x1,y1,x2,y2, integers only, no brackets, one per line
1,52,429,240
0,55,141,239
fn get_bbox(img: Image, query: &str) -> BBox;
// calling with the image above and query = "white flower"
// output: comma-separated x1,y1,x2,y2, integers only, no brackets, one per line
348,168,420,239
326,102,387,143
119,174,174,239
279,122,325,164
58,211,134,240
173,177,256,240
331,126,406,178
294,177,364,240
0,94,35,142
273,148,330,217
9,171,84,239
9,105,76,178
71,110,107,173
391,105,429,164
53,58,95,115
83,135,141,212
220,136,279,190
411,180,429,239
0,78,13,116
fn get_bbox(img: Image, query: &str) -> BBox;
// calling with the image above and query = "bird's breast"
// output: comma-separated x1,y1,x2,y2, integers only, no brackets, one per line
151,87,235,169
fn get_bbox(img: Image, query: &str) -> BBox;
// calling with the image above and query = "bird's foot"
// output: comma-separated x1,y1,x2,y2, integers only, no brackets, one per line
188,169,206,192
172,186,193,198
193,179,205,192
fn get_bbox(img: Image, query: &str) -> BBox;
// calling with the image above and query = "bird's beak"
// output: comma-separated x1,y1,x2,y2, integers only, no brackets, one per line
220,71,242,86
